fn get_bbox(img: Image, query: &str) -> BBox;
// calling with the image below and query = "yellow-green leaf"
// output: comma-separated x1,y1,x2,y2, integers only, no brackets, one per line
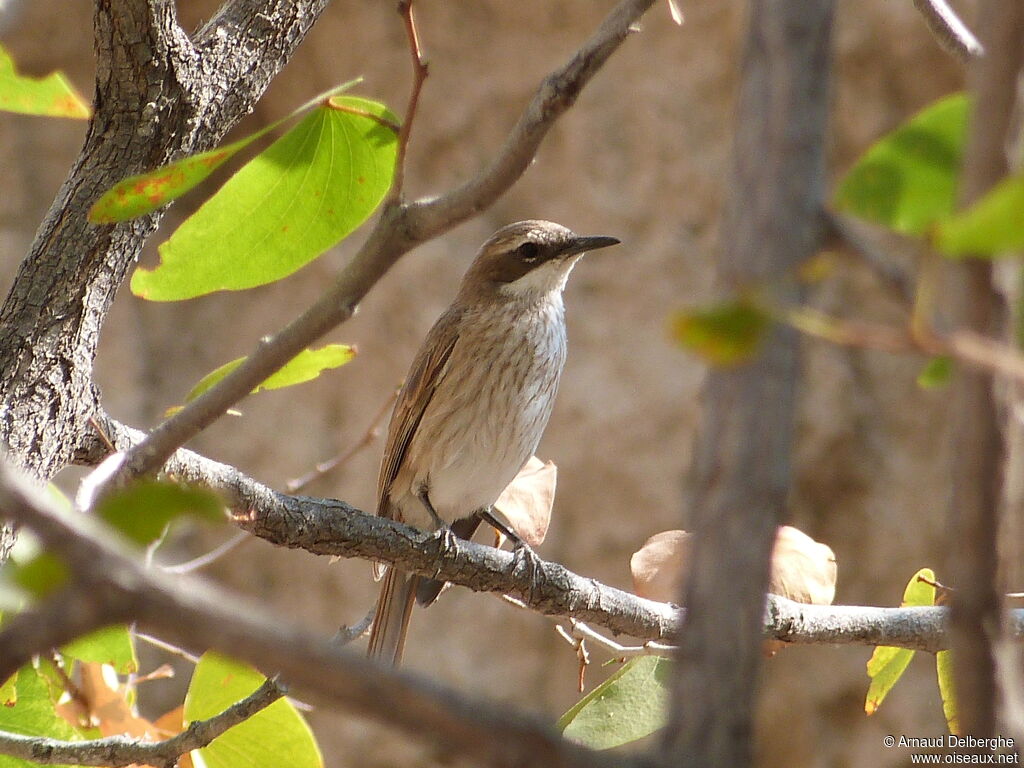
559,657,672,750
185,653,322,768
0,44,90,119
88,79,360,224
131,96,398,301
835,94,968,237
917,356,952,390
184,344,356,403
864,568,937,715
937,175,1024,258
96,480,225,547
61,626,138,675
670,300,770,366
936,650,959,735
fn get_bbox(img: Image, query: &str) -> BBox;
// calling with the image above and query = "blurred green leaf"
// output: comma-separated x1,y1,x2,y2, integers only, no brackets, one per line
835,94,968,236
8,553,69,599
88,80,361,224
61,626,138,675
0,667,86,768
0,44,90,119
671,300,770,366
131,96,398,301
185,344,357,403
865,568,936,715
96,480,224,546
185,652,322,768
936,175,1024,258
936,650,959,735
558,656,671,750
0,671,15,708
917,356,952,390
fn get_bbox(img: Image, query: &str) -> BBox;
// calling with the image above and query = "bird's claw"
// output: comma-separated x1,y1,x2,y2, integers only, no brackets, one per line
510,540,543,603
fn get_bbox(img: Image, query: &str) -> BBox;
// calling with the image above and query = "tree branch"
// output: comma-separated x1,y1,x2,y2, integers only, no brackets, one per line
660,1,834,766
77,415,1024,654
944,0,1024,739
2,457,1022,768
115,0,657,483
0,679,283,767
912,0,985,62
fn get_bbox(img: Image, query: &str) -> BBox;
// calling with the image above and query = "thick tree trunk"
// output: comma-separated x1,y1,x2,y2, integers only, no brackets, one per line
658,1,834,765
946,0,1024,740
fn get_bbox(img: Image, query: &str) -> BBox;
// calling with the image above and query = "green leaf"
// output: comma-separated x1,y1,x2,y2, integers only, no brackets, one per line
835,94,968,236
558,656,672,750
185,652,322,768
670,300,770,366
865,568,937,715
131,96,398,301
8,553,69,599
917,356,952,389
96,480,225,546
0,44,90,119
88,80,361,224
61,626,138,675
0,672,15,708
185,344,357,403
936,650,959,735
0,667,85,768
937,175,1024,257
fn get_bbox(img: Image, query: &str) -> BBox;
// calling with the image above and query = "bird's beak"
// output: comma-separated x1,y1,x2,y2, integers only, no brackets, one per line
561,235,620,258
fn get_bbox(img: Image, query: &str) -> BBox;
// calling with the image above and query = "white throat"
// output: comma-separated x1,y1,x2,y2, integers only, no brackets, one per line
499,254,582,300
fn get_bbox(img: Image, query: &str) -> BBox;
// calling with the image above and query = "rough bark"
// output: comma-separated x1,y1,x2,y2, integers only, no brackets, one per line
658,1,834,765
946,0,1024,740
0,0,331,556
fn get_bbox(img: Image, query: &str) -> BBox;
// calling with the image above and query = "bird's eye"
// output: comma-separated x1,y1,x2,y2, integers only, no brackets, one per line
517,242,541,262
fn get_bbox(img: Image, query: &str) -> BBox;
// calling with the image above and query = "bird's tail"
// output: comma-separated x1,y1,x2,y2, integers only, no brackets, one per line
367,567,419,666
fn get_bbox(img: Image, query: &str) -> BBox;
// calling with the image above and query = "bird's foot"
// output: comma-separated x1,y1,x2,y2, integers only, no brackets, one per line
510,539,544,604
427,524,459,581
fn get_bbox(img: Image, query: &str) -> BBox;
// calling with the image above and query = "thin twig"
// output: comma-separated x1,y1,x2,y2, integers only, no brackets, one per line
781,305,1024,385
160,531,250,575
568,618,677,658
334,608,375,645
0,678,283,767
822,209,915,304
285,387,398,493
389,0,430,203
135,632,202,664
326,101,402,134
912,0,985,61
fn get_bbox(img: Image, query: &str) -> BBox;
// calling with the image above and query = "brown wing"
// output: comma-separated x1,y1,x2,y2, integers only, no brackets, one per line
376,306,462,521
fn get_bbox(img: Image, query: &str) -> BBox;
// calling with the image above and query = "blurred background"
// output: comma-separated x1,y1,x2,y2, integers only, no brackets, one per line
0,1,968,765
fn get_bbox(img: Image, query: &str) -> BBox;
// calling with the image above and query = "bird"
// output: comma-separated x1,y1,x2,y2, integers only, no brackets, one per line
366,220,620,665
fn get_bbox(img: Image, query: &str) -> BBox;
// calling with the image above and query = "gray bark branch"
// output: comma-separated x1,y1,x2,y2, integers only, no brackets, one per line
0,679,282,767
1,458,1021,768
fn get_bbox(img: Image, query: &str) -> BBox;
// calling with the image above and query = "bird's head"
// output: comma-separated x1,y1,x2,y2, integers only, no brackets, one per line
459,220,619,302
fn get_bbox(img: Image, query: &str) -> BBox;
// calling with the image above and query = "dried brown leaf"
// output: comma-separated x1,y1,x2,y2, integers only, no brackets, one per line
493,455,557,547
630,525,837,606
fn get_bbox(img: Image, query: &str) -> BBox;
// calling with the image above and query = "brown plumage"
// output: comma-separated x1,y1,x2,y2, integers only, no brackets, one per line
366,220,619,665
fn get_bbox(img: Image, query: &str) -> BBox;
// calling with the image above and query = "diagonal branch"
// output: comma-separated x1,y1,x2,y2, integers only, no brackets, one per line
0,679,283,767
912,0,985,61
115,0,658,484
